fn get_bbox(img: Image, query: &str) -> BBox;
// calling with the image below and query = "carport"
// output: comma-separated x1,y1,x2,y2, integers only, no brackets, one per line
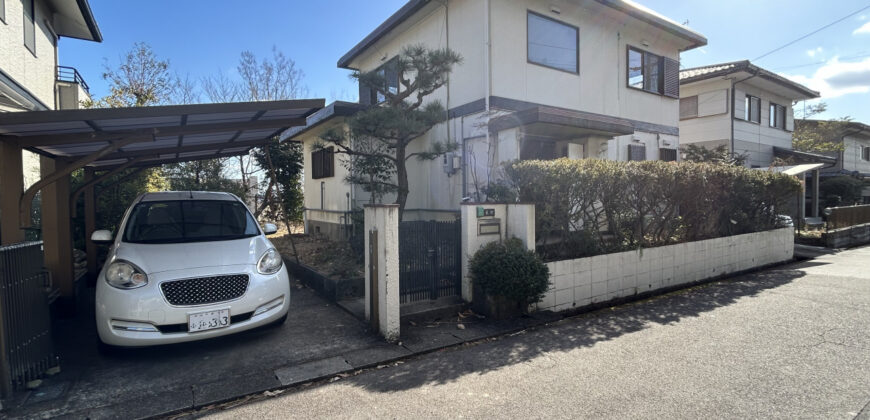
0,99,324,396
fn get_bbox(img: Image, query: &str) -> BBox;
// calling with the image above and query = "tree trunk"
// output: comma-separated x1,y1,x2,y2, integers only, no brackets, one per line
394,144,409,221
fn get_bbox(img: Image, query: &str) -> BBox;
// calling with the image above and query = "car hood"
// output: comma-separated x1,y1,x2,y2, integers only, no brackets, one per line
111,236,272,275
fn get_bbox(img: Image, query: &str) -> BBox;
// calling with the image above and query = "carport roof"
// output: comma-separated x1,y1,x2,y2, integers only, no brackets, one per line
0,99,323,170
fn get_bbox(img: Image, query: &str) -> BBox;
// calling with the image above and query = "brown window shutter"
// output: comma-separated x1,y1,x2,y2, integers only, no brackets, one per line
663,57,680,98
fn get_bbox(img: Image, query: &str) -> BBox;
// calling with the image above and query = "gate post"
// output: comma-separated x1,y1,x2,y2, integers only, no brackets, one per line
460,203,535,303
364,204,400,342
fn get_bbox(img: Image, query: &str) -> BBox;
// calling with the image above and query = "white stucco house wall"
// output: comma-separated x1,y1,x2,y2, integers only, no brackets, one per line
678,61,820,168
0,0,101,187
284,0,707,239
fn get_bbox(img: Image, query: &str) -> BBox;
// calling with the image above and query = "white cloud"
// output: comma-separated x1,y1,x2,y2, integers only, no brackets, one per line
781,56,870,98
806,47,823,58
854,21,870,35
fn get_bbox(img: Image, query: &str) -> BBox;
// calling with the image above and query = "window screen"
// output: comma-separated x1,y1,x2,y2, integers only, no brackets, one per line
527,12,578,73
23,0,35,54
680,96,698,119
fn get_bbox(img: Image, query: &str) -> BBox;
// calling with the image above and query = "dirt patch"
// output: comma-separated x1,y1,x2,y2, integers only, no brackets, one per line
272,234,363,280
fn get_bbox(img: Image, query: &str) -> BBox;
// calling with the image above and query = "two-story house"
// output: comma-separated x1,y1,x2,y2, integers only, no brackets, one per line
284,0,706,238
796,120,870,204
1,0,101,186
678,60,820,168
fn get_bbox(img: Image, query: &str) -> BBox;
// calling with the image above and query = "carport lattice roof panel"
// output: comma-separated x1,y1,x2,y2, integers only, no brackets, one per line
0,99,323,169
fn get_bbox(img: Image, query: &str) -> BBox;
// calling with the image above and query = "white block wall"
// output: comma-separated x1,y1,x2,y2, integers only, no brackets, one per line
538,227,794,312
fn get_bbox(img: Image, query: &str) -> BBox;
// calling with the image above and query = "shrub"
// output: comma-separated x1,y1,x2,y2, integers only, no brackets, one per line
469,238,550,305
819,176,864,208
502,158,801,261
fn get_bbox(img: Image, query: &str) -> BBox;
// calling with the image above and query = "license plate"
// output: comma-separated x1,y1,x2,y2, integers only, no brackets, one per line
188,309,230,333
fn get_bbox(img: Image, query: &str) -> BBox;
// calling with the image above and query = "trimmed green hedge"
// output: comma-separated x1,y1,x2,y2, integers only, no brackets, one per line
469,238,550,305
493,159,800,261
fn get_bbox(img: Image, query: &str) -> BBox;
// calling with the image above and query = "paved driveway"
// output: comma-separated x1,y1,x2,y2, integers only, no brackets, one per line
6,277,381,419
204,246,870,419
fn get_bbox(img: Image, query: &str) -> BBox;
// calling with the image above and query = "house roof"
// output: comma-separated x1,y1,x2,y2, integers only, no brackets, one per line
762,163,826,176
337,0,707,69
0,99,323,169
679,60,820,99
281,101,369,141
772,146,837,165
45,0,103,42
796,120,870,138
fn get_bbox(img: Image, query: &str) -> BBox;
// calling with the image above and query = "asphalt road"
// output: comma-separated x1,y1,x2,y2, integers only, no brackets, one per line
200,246,870,419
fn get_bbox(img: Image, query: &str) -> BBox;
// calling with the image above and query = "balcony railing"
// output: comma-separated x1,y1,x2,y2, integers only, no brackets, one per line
56,66,90,94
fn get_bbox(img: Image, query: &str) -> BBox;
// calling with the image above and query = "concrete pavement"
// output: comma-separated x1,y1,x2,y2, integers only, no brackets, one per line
196,246,870,419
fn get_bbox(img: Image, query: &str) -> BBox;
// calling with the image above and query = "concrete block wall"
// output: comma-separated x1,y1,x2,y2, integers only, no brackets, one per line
824,223,870,249
538,227,794,312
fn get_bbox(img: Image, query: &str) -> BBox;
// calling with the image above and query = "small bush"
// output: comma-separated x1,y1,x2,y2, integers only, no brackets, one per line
469,238,550,305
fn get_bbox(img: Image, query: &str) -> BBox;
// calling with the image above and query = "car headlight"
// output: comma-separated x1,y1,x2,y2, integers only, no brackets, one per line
105,260,148,289
257,248,283,275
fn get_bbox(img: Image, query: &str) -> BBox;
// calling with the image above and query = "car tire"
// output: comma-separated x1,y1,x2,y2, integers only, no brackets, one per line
267,312,288,329
97,338,122,357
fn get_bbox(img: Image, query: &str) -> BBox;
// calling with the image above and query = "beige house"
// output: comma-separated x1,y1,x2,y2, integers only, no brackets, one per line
1,0,101,186
678,60,820,168
285,0,707,238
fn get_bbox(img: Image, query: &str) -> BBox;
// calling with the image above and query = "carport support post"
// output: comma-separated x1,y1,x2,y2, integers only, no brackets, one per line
40,156,75,312
0,140,25,245
84,167,97,278
364,204,400,342
811,169,820,218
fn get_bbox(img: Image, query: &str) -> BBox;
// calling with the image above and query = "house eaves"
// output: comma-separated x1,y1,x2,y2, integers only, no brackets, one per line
680,60,819,100
280,101,369,141
337,0,707,69
44,0,103,42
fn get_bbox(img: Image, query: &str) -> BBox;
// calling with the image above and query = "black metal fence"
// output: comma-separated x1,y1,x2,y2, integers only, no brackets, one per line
0,241,57,397
398,220,462,304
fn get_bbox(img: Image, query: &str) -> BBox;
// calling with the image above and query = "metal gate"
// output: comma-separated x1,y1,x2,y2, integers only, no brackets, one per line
0,241,57,397
398,220,462,304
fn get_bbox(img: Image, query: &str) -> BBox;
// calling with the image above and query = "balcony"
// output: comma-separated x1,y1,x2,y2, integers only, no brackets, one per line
56,66,91,109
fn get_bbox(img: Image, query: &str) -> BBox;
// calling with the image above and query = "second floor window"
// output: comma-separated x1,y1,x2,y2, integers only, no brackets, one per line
311,147,334,179
23,0,35,54
359,57,399,105
769,103,786,129
527,12,578,73
628,47,679,98
744,95,761,123
680,95,698,119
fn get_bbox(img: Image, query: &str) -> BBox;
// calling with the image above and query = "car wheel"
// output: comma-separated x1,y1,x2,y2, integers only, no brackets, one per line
97,338,122,357
267,312,288,329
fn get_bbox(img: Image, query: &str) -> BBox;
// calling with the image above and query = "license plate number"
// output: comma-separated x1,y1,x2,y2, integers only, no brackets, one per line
188,309,230,332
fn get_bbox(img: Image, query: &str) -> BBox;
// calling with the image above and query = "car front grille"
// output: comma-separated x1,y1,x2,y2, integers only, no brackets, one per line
160,274,249,306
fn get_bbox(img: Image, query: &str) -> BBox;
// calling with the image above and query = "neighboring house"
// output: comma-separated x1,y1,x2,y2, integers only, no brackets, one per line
678,60,820,168
284,0,707,238
0,0,102,186
799,120,870,204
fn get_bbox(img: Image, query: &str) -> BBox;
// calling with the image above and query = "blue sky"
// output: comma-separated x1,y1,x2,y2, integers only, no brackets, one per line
60,0,870,122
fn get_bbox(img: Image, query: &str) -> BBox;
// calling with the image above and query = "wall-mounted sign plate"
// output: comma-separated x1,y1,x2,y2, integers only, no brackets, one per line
478,219,501,235
476,206,496,218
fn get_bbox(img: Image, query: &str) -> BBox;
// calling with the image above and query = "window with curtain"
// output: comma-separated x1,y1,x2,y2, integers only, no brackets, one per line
527,12,578,73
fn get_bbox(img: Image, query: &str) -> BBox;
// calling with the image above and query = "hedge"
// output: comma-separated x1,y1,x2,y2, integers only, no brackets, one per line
490,159,800,261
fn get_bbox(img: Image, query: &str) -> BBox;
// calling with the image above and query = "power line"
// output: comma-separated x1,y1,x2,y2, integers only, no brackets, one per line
752,3,870,62
772,51,870,71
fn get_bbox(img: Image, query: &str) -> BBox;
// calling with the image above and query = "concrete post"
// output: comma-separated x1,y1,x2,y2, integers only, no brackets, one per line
364,204,400,342
40,156,75,309
0,141,25,245
460,203,535,303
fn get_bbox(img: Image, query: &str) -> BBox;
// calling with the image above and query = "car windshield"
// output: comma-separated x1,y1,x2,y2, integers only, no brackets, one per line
123,200,260,244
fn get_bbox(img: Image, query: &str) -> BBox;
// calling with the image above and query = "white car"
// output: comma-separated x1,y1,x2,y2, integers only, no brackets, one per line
93,191,290,347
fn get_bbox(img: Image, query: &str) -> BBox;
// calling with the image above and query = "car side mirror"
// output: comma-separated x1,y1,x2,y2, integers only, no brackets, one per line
263,223,278,235
91,230,114,244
